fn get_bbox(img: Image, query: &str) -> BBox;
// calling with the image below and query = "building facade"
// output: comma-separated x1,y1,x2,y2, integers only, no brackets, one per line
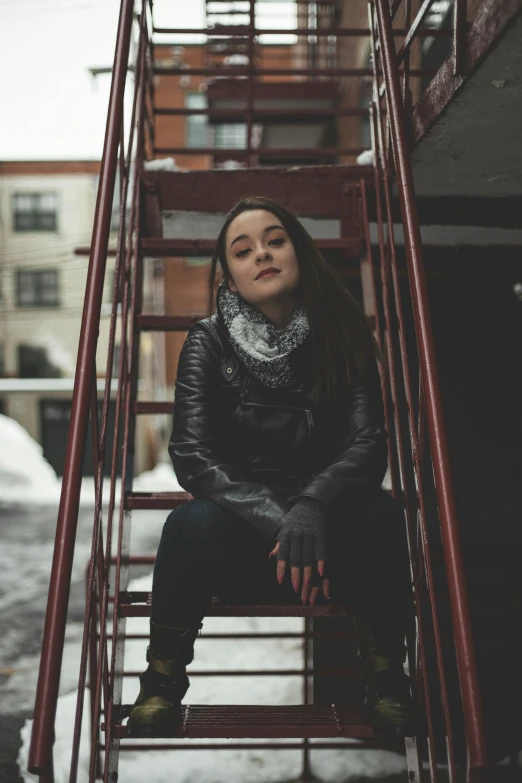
0,160,156,475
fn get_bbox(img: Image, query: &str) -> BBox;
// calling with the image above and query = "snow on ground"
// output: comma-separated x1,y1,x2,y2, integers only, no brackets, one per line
3,415,405,781
18,570,407,783
0,414,62,505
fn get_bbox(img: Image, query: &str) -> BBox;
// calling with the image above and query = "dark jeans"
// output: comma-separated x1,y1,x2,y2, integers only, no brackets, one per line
151,488,412,629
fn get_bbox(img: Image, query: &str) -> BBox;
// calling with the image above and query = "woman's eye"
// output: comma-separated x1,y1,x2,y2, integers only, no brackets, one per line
235,237,284,257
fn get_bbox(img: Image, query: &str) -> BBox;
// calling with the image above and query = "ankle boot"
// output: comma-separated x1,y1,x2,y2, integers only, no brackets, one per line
353,615,415,737
127,620,202,736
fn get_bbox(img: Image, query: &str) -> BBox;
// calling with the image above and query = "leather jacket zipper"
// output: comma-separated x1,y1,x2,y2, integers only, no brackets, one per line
242,399,314,430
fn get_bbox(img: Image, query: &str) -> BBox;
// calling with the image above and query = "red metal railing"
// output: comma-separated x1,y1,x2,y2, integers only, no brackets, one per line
365,1,490,780
28,1,154,778
29,1,494,781
152,0,443,166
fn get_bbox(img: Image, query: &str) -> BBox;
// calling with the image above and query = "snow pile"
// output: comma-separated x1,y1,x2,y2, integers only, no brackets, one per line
144,157,178,171
356,149,374,166
0,414,61,504
0,414,112,508
18,571,406,783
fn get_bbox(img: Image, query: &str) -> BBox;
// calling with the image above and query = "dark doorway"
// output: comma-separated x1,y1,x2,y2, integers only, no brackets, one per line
40,398,122,477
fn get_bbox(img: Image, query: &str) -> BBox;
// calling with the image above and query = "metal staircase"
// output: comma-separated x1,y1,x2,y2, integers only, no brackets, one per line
27,1,504,781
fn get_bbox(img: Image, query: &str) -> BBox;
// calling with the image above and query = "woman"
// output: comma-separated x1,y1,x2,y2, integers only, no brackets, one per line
128,196,413,737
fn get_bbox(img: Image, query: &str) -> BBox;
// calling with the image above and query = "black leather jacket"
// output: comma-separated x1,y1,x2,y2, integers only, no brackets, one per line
169,314,388,540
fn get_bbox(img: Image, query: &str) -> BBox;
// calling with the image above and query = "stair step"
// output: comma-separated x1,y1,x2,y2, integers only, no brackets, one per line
123,667,360,678
111,704,377,739
125,491,190,510
136,314,205,331
141,237,365,258
118,593,351,618
140,167,371,220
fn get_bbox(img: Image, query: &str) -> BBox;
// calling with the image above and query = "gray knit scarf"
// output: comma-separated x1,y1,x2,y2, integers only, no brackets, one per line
216,281,310,388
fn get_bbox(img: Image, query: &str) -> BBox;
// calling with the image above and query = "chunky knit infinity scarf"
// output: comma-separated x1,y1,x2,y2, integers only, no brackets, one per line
216,281,310,388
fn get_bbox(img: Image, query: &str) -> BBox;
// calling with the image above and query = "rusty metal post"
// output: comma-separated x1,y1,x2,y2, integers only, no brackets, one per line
87,569,103,780
301,617,311,781
37,753,55,783
246,0,255,167
28,0,135,775
373,0,489,770
453,0,467,76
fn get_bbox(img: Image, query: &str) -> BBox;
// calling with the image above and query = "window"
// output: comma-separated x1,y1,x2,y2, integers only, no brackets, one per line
185,92,209,148
16,268,60,308
13,192,58,232
214,123,247,150
18,344,61,378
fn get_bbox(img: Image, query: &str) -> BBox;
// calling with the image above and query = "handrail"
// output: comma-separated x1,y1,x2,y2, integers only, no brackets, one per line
28,0,136,775
370,0,488,774
26,1,488,779
383,0,467,113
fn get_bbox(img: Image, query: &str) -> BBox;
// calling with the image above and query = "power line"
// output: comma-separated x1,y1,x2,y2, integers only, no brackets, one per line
0,233,94,257
0,251,118,269
0,242,121,264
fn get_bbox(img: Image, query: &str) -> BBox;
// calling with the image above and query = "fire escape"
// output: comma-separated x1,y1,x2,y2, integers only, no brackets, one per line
27,0,520,781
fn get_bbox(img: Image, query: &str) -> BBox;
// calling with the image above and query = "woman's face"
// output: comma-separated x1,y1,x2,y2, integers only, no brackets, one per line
224,209,300,309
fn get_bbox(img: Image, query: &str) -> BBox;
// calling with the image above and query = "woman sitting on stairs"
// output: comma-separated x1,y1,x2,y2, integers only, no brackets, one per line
128,195,414,737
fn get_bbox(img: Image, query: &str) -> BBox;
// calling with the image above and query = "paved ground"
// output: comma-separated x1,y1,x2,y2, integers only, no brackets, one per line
0,502,165,782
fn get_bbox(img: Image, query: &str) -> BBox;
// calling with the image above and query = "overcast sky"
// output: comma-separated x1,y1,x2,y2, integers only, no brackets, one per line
0,0,205,160
0,0,295,161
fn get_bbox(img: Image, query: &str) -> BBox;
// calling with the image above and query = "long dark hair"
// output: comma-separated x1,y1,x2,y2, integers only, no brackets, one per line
207,196,382,404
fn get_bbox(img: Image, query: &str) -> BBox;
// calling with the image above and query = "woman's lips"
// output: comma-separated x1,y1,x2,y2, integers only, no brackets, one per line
257,270,280,279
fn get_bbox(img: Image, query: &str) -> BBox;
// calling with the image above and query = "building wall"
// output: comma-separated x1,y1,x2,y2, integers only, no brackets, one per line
0,162,119,379
0,161,157,474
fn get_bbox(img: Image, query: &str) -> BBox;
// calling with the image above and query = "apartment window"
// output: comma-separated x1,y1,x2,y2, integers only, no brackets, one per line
13,192,58,232
214,123,247,150
185,92,209,148
16,268,60,308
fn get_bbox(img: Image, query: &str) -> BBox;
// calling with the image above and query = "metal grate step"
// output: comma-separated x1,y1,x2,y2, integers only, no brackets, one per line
110,704,378,739
118,594,352,618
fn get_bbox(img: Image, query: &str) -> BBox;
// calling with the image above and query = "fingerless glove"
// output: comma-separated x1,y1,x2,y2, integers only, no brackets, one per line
277,496,327,568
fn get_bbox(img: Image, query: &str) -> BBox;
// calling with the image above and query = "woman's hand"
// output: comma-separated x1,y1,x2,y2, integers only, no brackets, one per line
269,497,329,605
269,541,330,604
